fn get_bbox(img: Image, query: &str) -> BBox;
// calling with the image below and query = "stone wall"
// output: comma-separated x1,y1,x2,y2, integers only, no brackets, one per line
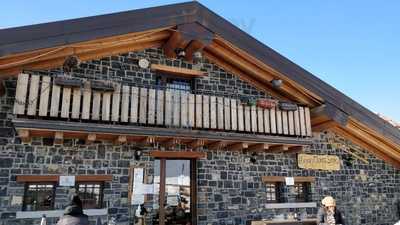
0,48,399,225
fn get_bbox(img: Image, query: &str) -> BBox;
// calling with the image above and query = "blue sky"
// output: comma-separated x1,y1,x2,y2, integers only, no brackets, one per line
1,0,399,121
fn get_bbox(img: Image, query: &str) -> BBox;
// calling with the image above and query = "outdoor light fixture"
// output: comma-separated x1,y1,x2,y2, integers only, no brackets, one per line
134,149,143,161
250,152,257,164
271,79,283,89
175,48,186,59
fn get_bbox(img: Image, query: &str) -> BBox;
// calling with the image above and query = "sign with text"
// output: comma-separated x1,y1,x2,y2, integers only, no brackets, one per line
298,154,341,171
59,176,75,186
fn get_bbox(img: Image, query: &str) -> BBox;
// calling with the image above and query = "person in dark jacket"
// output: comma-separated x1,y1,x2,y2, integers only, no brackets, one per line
56,195,89,225
317,196,345,225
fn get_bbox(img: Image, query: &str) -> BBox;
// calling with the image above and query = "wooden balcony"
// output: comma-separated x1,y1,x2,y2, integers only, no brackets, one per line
12,74,313,151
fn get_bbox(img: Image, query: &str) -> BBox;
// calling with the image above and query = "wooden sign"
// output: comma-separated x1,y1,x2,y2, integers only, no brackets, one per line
279,102,298,111
297,154,340,171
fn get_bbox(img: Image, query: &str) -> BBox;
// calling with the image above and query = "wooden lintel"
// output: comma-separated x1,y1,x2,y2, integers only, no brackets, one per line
54,131,64,145
247,143,269,153
207,141,227,151
150,150,206,159
269,145,289,153
162,138,180,149
262,176,315,183
228,143,248,151
86,133,96,144
16,175,113,183
115,135,127,144
151,64,205,78
18,129,30,143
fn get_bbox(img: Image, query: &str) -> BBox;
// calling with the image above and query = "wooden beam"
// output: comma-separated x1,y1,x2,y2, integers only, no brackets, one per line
115,135,127,145
17,175,113,182
227,143,248,151
151,64,205,78
150,150,206,159
285,146,304,154
187,139,205,150
311,103,348,127
185,40,205,61
268,145,289,153
163,31,190,58
247,143,269,153
54,131,64,145
18,129,30,143
86,133,96,144
207,141,227,151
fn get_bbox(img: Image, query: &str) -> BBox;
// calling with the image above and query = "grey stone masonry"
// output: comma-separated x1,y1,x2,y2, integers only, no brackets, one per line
0,48,399,225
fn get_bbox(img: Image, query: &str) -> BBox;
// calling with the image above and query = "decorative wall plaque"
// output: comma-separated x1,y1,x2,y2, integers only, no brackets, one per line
298,154,340,171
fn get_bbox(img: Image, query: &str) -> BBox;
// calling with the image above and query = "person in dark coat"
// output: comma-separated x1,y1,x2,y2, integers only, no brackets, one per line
56,195,89,225
317,196,345,225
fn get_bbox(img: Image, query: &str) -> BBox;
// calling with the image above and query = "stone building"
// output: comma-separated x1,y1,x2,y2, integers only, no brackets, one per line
0,2,399,225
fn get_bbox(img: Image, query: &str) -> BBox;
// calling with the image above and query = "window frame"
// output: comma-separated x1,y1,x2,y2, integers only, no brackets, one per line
156,74,194,92
75,181,105,209
22,182,56,211
265,182,282,203
292,182,312,203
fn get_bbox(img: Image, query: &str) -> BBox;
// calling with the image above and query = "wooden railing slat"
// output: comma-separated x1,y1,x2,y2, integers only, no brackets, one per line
164,90,172,126
81,82,91,120
288,111,295,135
188,93,195,127
299,106,306,136
294,108,301,136
61,87,72,118
237,103,244,131
270,108,277,134
257,107,264,133
230,99,237,131
27,75,40,116
120,85,130,122
139,88,148,124
276,107,282,134
282,111,289,135
14,73,30,115
210,96,217,129
71,87,81,119
217,97,224,130
251,105,257,132
148,88,156,125
224,97,231,130
111,83,121,122
172,90,180,127
91,91,101,120
38,76,51,117
195,94,202,128
203,95,210,129
101,92,111,121
156,89,164,125
305,107,312,136
264,108,270,133
130,87,139,123
244,106,251,132
180,91,188,127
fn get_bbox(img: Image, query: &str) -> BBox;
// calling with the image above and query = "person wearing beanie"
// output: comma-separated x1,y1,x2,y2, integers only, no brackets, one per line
56,195,89,225
317,196,345,225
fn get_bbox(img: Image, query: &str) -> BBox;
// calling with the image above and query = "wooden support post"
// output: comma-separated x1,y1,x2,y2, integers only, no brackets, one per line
247,143,269,153
86,134,96,144
207,141,227,151
227,143,248,151
18,129,30,143
187,139,205,150
268,145,289,153
54,132,64,145
162,138,180,149
115,135,127,145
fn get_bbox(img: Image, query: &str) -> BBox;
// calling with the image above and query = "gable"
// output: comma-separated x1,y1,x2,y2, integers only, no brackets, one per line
0,2,399,168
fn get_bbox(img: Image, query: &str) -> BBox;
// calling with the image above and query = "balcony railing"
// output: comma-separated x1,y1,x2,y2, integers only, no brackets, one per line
13,74,312,137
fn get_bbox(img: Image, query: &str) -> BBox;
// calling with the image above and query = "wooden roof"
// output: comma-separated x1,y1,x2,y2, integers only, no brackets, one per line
1,1,400,168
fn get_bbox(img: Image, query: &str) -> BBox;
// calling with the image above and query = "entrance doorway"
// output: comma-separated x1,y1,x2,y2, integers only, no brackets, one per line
153,159,196,225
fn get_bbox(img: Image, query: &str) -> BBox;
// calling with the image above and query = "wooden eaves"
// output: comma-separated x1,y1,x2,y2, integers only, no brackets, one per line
1,2,400,167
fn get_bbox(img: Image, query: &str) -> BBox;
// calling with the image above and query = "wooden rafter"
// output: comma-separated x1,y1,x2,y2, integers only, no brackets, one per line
247,143,269,153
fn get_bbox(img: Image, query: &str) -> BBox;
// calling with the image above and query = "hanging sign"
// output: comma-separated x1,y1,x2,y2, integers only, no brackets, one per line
257,99,278,109
279,102,298,111
298,154,341,171
59,176,75,186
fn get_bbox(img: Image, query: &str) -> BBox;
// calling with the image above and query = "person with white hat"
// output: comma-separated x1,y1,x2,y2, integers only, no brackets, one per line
317,196,345,225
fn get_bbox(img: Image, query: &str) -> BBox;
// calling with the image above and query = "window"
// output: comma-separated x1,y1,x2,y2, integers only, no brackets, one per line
265,182,279,203
293,182,311,202
76,182,104,209
156,76,193,92
23,183,55,211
